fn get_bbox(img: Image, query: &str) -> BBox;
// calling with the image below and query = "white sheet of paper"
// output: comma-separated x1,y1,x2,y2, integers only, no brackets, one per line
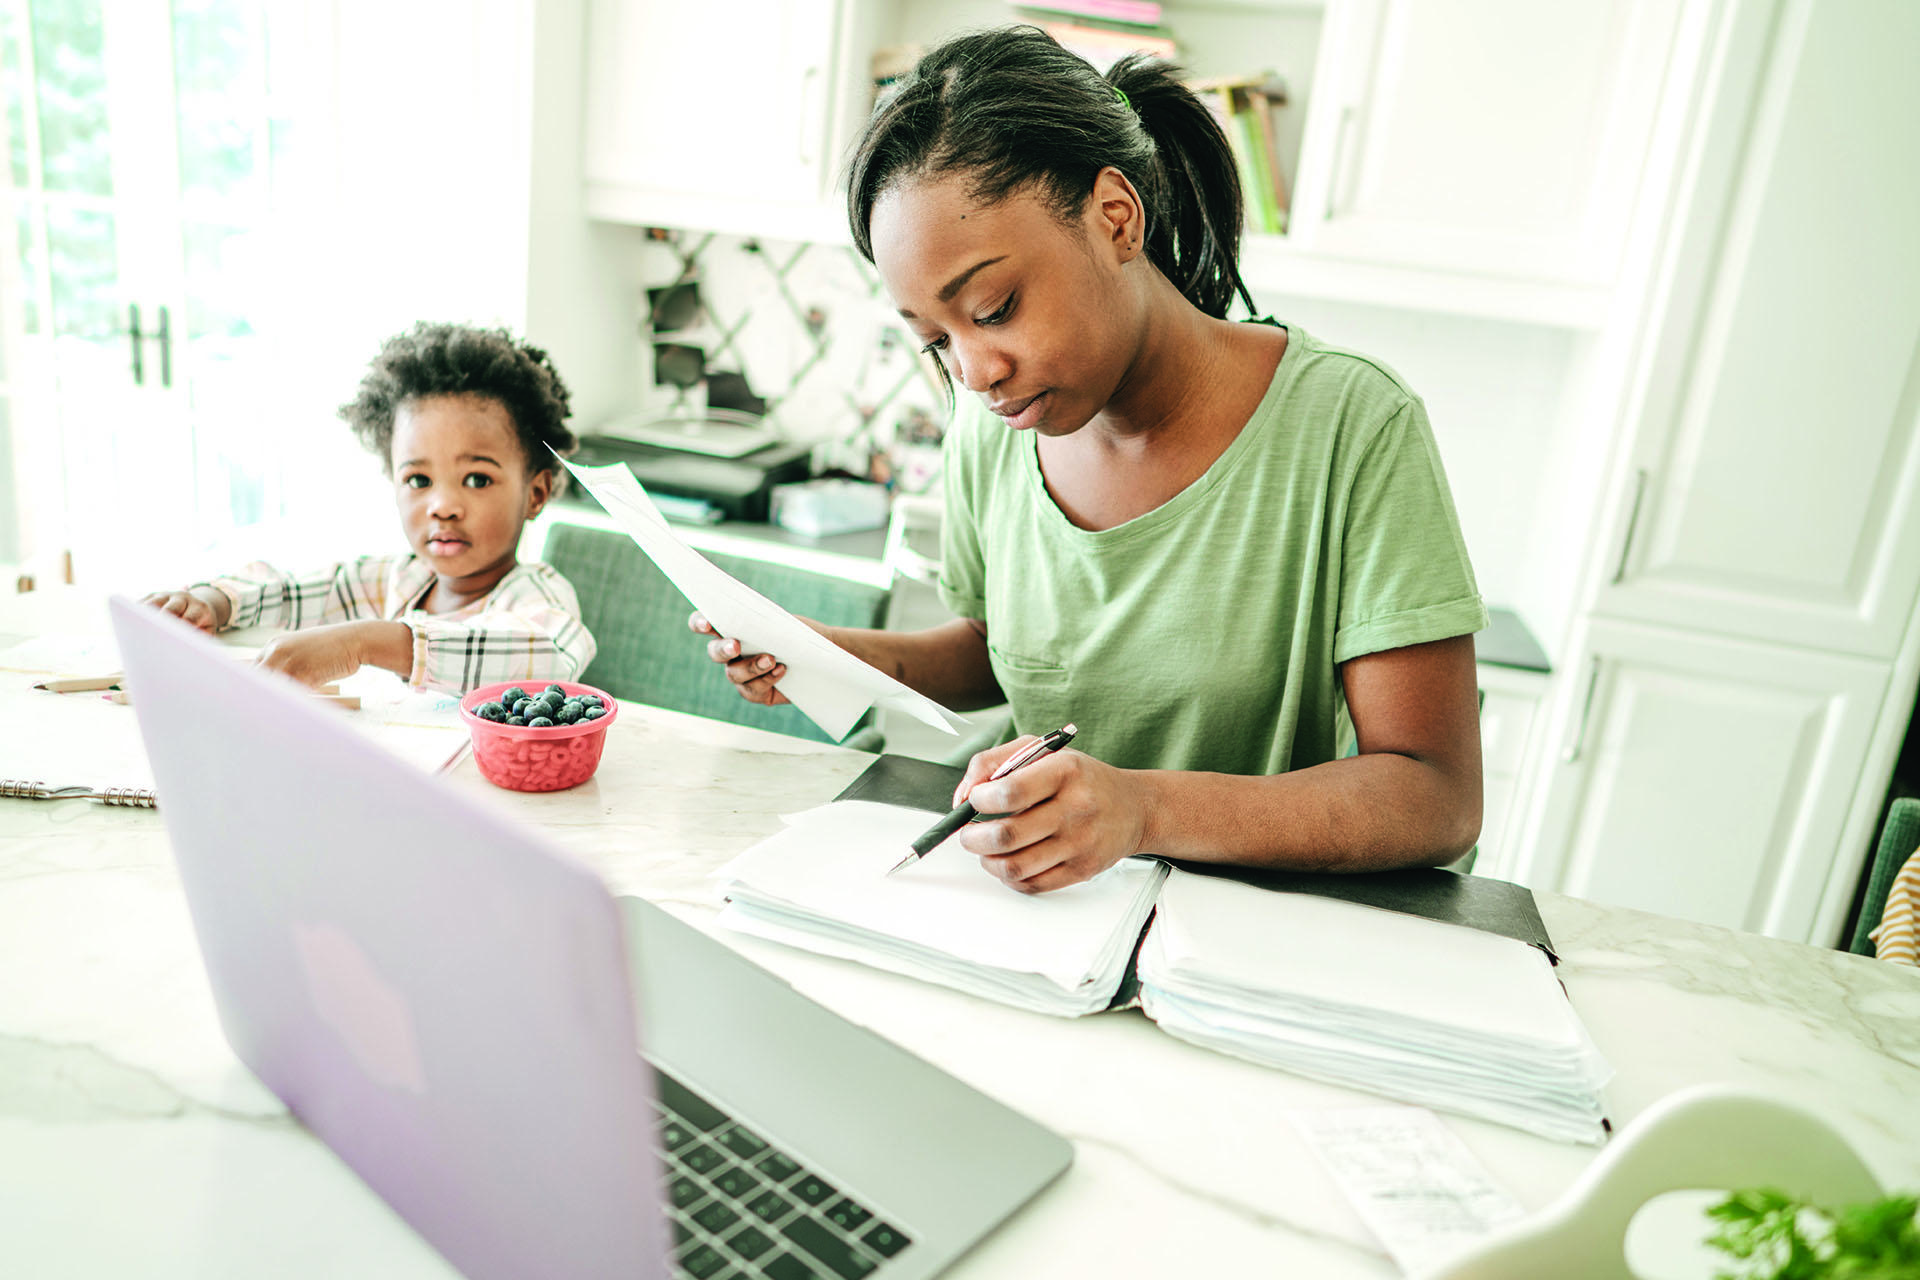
716,800,1165,991
1287,1105,1526,1275
561,458,965,742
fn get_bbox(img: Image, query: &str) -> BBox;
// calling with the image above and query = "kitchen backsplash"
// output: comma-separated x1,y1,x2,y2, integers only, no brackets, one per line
630,228,948,491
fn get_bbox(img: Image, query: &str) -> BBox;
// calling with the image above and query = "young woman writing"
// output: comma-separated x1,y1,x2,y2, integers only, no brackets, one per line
696,26,1486,893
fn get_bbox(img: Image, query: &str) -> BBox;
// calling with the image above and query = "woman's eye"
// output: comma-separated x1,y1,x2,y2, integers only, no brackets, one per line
980,295,1016,325
919,335,949,355
464,473,494,489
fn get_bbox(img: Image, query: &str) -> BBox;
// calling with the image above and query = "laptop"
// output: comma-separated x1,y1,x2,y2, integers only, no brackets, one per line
107,597,1071,1280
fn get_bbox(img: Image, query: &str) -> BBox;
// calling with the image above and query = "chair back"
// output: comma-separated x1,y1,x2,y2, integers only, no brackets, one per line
542,522,891,746
1849,796,1920,955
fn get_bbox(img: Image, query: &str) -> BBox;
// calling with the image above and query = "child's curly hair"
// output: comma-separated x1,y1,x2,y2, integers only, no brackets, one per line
341,322,577,494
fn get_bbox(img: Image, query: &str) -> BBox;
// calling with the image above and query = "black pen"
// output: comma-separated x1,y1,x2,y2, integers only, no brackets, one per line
887,724,1078,875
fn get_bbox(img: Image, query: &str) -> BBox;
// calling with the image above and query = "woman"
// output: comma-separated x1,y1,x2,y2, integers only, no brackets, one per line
697,26,1486,893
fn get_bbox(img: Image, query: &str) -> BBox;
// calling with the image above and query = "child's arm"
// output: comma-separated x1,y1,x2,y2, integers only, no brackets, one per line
198,558,397,633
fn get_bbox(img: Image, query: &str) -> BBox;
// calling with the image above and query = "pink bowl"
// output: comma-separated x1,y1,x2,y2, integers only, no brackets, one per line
459,680,619,793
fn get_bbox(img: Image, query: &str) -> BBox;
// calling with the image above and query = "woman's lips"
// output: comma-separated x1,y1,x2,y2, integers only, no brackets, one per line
992,391,1047,431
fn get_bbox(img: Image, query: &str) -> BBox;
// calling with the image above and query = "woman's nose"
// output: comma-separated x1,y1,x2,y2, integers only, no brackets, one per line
950,338,1009,394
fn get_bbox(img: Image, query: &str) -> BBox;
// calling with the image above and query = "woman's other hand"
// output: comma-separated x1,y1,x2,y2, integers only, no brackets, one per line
690,611,789,706
139,587,228,633
954,737,1152,894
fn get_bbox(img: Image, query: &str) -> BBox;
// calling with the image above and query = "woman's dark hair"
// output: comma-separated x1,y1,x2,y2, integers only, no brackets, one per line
846,24,1255,321
341,322,577,493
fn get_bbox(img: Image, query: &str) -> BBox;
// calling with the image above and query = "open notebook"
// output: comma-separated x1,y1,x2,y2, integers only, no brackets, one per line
716,755,1613,1145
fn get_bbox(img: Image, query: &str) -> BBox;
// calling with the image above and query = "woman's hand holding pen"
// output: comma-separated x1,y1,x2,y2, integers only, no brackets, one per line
954,736,1150,895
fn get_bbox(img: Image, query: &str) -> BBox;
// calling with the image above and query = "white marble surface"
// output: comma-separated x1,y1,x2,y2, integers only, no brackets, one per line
2,588,1917,1278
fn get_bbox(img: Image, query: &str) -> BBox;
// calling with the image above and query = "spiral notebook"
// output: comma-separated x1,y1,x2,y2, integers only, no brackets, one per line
715,755,1612,1145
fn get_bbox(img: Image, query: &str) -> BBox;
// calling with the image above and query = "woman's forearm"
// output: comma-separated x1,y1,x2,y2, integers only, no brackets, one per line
817,617,1004,711
1134,750,1483,873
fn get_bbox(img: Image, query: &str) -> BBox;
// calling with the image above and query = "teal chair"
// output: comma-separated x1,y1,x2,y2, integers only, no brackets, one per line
543,522,891,750
1847,796,1920,956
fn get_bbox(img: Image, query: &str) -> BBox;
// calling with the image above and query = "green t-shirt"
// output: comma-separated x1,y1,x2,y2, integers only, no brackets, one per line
937,324,1487,775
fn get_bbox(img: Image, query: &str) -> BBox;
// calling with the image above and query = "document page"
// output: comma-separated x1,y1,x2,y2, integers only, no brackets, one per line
561,457,967,741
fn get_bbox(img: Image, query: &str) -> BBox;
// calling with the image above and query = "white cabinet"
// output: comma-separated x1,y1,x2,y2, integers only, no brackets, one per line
1592,0,1920,660
1518,619,1887,940
1288,0,1682,288
583,0,855,242
1509,0,1920,945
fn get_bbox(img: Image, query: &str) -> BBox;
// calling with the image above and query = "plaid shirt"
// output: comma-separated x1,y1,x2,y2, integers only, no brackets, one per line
204,555,596,695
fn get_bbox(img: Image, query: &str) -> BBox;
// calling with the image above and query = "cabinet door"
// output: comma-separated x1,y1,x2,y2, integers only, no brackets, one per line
583,0,844,238
1518,618,1886,943
1473,667,1547,881
1290,0,1679,285
1596,0,1920,660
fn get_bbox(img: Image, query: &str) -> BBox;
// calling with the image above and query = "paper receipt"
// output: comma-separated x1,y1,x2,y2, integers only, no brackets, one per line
1287,1105,1526,1275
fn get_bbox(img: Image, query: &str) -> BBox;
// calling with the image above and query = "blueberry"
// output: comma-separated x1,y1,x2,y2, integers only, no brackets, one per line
543,684,566,697
528,715,554,728
477,701,507,721
507,714,527,726
556,704,581,724
503,687,527,705
582,706,606,721
578,694,601,708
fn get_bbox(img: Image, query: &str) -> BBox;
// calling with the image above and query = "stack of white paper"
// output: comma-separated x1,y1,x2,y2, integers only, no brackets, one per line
714,801,1168,1016
1138,870,1613,1144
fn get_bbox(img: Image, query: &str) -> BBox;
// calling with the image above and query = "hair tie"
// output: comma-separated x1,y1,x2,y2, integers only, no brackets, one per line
1114,87,1132,112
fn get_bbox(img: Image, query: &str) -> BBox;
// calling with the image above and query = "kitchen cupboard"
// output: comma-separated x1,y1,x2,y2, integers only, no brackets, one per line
580,0,1690,329
1287,0,1681,290
1509,0,1920,944
583,0,860,244
1516,618,1887,940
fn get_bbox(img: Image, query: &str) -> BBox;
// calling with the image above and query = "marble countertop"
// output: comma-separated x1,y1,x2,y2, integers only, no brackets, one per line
2,589,1915,1278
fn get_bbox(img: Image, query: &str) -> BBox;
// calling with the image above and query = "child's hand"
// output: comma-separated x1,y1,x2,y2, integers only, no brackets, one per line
140,588,228,632
689,610,789,706
255,622,372,689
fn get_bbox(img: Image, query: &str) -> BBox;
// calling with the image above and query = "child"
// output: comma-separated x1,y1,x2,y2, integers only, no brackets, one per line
698,27,1487,892
142,322,596,695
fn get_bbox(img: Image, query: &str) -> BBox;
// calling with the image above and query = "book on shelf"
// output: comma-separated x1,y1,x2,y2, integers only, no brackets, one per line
1194,74,1292,235
1012,0,1166,27
1040,19,1176,68
714,754,1614,1145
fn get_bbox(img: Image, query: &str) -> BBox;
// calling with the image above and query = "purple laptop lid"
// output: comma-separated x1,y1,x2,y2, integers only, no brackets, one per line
109,597,670,1279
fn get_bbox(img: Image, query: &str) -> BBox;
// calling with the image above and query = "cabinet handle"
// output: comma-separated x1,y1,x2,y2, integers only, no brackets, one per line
1324,106,1355,221
155,305,173,389
797,65,819,167
127,304,145,385
1562,657,1602,763
1611,467,1650,584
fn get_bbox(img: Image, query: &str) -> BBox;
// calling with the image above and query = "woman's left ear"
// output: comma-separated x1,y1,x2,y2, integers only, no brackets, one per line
1091,166,1145,262
526,469,554,519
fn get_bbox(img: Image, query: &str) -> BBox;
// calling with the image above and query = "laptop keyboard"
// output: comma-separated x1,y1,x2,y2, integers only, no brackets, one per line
652,1068,913,1279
